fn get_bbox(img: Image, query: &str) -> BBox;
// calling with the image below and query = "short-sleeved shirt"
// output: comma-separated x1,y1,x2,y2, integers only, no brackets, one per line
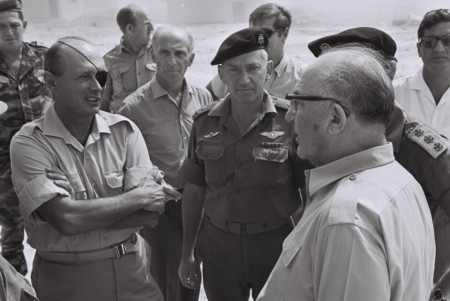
394,68,450,138
118,77,213,189
179,93,301,224
258,143,435,301
209,54,303,99
0,42,52,179
103,39,155,112
10,105,154,252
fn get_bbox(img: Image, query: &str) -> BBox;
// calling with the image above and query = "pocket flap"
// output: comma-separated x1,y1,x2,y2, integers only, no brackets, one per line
252,147,288,162
110,66,130,78
196,144,225,160
105,171,124,188
281,241,302,267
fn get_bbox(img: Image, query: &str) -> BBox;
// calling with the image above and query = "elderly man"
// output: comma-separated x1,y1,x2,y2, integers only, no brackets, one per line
308,27,450,296
0,0,52,275
394,9,450,138
9,37,180,300
179,28,301,300
101,4,155,113
258,47,435,301
117,26,213,301
206,3,303,100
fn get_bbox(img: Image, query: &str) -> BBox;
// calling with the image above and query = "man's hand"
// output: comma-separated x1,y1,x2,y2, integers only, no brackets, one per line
179,255,202,289
46,167,74,195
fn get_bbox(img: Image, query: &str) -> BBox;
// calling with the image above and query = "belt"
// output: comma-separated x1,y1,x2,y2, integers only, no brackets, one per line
206,216,288,235
37,234,138,263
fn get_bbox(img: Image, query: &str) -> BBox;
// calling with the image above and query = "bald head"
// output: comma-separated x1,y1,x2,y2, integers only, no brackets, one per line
116,4,151,32
151,26,194,53
300,47,394,126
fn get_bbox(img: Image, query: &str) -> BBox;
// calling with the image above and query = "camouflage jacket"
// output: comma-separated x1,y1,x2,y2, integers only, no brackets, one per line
0,42,52,178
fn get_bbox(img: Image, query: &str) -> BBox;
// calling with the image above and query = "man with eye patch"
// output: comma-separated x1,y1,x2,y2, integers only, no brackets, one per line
395,9,450,139
0,0,52,276
9,36,180,300
178,27,301,301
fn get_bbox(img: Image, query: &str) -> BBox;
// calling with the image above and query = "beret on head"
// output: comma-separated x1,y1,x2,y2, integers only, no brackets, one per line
0,0,21,12
211,27,272,65
308,27,397,60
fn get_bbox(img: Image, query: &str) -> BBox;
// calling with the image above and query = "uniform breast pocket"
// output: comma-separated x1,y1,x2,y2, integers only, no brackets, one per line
104,170,124,194
111,66,130,94
195,144,226,183
251,147,291,185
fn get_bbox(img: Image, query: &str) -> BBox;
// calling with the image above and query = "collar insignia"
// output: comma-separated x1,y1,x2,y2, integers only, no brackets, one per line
203,132,220,139
260,131,284,139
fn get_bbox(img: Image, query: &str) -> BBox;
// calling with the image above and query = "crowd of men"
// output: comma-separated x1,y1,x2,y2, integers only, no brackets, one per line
1,0,450,300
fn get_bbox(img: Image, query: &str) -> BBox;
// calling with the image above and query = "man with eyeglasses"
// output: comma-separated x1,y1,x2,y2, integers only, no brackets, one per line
101,4,155,113
395,9,450,138
0,0,52,276
206,3,303,100
258,46,435,301
9,36,181,300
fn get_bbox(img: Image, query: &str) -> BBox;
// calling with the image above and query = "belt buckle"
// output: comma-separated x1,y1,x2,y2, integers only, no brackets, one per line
113,243,127,258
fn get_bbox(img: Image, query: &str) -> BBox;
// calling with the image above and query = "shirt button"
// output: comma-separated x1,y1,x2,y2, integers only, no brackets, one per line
349,174,357,181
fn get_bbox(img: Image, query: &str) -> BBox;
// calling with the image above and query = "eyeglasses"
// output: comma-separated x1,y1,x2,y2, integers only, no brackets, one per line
285,94,351,117
419,35,450,49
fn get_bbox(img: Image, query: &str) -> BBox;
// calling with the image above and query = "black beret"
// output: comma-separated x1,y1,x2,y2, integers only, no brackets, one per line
0,0,22,12
308,27,397,60
211,27,272,65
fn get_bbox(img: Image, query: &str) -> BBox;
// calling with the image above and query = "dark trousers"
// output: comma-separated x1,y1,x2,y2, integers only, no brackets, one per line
0,175,26,275
199,218,291,301
142,199,200,301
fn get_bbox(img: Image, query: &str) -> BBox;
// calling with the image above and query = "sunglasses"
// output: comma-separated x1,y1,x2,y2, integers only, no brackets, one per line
285,94,351,117
419,35,450,49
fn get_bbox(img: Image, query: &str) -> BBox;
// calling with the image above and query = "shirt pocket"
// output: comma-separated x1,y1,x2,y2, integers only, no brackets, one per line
250,147,291,186
104,170,124,193
110,66,130,97
281,241,302,267
195,144,226,183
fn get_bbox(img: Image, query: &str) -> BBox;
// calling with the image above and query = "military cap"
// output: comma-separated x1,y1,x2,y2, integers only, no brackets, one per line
308,27,397,60
0,0,22,12
0,101,7,115
56,37,106,72
211,27,272,65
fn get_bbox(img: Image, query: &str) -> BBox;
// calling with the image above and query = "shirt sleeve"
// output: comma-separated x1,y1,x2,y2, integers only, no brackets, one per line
313,224,390,301
10,132,71,222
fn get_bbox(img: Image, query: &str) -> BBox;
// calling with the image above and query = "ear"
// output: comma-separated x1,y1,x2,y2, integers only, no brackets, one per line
218,65,226,84
328,103,347,134
417,42,422,58
126,23,134,35
150,45,156,61
23,21,27,30
44,71,56,88
188,53,195,66
266,60,274,77
281,27,289,43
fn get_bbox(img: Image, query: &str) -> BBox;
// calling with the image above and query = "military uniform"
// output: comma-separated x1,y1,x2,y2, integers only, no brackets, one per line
0,254,37,300
386,106,450,289
180,93,301,300
0,41,52,275
102,40,155,113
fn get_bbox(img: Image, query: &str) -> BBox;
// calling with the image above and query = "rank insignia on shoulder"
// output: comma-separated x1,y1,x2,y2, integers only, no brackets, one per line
193,102,217,120
260,131,285,139
203,132,220,139
405,123,449,158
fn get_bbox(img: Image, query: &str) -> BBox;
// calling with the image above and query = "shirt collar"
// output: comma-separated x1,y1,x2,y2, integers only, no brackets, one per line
272,54,288,77
306,143,395,196
410,67,429,92
116,37,151,55
150,76,192,100
208,92,278,117
41,104,111,147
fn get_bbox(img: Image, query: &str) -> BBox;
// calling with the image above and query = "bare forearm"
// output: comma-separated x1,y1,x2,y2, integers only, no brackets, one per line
181,183,206,258
108,210,160,229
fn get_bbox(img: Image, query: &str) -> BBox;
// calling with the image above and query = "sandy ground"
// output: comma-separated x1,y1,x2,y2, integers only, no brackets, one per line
17,14,423,300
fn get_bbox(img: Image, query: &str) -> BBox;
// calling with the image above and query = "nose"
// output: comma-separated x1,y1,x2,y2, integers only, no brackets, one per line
285,106,295,123
238,71,251,84
434,39,446,52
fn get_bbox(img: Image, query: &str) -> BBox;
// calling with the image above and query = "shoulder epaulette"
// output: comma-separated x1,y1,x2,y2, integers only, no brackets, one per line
404,122,448,159
273,97,290,110
193,101,217,120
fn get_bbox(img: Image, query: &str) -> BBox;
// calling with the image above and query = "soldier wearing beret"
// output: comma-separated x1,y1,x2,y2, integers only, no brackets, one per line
178,28,301,300
10,36,180,300
0,0,52,275
308,27,450,298
206,3,304,101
